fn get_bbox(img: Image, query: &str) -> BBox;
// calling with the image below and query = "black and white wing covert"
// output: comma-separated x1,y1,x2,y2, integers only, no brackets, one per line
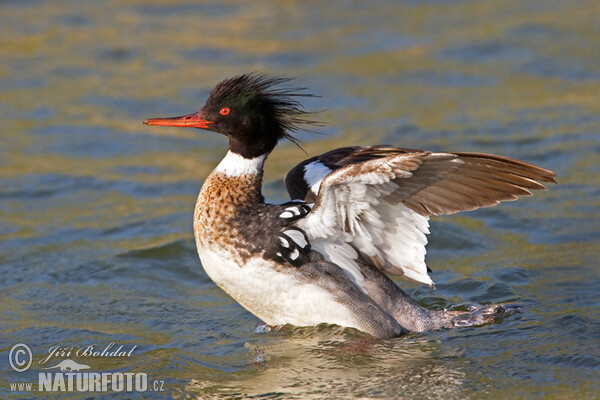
284,146,556,286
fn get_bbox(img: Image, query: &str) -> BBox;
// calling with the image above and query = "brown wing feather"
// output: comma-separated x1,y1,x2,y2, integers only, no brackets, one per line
401,152,556,216
286,146,556,216
292,146,555,285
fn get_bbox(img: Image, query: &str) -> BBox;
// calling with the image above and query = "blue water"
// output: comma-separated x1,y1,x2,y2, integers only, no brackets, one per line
1,1,599,398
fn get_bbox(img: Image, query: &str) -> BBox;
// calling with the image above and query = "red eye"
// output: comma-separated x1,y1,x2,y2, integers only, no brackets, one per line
219,107,230,116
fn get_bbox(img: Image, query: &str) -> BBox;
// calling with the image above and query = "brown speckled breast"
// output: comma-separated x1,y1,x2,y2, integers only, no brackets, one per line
194,168,313,267
194,170,264,246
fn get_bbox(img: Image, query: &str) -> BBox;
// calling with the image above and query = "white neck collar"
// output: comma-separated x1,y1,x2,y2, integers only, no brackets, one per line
214,151,266,177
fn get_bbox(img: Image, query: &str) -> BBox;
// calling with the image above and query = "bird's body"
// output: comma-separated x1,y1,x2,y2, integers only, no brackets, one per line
145,73,556,338
193,152,362,330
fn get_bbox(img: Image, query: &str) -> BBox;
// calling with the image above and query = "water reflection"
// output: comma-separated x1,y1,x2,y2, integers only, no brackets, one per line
188,330,467,399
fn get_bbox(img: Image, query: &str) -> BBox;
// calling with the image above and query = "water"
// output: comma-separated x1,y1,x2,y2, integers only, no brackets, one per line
1,1,599,398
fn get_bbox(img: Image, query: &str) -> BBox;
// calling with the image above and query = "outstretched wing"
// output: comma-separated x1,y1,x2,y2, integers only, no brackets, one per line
286,146,556,286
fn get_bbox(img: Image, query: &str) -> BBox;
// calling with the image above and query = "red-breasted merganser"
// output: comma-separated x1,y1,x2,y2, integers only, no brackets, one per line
144,73,556,338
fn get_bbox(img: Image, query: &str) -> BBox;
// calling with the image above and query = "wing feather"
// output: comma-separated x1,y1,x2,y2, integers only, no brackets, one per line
287,146,556,286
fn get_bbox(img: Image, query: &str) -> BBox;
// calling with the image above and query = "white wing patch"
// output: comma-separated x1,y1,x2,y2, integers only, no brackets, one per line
296,153,435,287
279,211,294,219
283,229,309,249
286,206,302,216
289,248,300,260
278,202,312,221
303,161,332,199
289,147,555,288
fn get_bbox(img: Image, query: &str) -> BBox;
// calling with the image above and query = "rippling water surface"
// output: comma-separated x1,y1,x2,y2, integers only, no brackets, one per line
1,1,599,399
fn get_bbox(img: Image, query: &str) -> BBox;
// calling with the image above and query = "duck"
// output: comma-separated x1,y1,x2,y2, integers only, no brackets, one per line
144,73,556,338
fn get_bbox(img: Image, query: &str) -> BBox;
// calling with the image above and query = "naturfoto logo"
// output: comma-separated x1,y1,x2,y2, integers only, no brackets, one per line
8,343,164,394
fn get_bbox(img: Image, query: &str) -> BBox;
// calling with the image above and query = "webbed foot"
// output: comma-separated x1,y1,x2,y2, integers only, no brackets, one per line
253,322,275,334
448,304,521,327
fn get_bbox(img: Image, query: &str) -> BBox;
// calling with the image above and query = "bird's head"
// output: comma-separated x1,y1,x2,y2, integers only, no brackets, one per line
144,73,319,158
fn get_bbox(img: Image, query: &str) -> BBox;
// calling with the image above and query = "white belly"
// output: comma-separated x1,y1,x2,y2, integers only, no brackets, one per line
197,245,361,330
